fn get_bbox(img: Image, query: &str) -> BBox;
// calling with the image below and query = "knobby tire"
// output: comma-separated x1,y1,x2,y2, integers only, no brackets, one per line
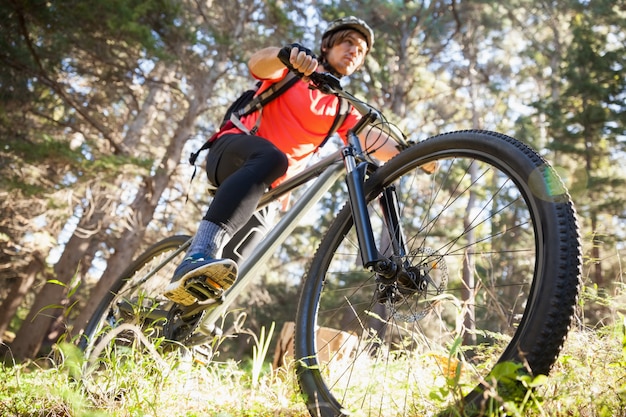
295,130,581,417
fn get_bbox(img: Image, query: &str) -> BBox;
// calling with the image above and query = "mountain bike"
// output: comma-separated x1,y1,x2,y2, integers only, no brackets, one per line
78,50,582,417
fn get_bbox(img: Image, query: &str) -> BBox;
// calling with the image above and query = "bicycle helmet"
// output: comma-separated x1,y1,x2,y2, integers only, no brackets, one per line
322,16,374,51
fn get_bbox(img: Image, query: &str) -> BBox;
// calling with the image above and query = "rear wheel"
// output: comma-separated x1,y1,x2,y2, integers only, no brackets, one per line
79,235,204,368
296,130,581,416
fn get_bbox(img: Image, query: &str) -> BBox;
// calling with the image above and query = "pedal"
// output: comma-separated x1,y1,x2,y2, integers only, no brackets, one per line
185,276,223,301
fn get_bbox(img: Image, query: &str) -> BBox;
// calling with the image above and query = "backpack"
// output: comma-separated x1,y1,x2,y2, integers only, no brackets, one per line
189,73,350,165
223,72,300,134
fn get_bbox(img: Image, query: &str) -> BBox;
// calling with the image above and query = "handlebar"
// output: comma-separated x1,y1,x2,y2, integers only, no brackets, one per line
277,46,410,149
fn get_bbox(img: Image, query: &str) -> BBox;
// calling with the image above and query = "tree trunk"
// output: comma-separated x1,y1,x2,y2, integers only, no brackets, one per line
460,13,481,345
8,199,107,360
7,63,188,359
590,215,603,286
461,162,478,345
0,254,44,345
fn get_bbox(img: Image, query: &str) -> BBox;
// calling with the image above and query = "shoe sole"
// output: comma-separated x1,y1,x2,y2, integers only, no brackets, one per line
164,259,238,306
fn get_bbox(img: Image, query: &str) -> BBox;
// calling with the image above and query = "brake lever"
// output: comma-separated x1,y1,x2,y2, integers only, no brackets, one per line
309,72,342,94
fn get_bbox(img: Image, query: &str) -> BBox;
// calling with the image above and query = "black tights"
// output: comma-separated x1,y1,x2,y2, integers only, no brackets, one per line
204,133,288,236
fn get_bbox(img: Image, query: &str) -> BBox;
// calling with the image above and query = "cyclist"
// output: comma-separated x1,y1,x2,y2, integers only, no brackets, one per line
164,16,399,306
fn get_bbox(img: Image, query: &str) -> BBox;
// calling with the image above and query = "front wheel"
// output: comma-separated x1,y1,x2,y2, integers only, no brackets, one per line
296,130,581,416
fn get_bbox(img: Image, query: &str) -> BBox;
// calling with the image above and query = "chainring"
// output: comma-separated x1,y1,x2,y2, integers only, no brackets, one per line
164,305,206,345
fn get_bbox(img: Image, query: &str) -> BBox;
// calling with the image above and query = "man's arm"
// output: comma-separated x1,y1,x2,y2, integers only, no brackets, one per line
248,46,318,80
357,125,400,162
248,47,285,79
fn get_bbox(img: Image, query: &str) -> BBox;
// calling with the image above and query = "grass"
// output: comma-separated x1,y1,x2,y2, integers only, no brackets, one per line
1,318,625,416
1,340,308,417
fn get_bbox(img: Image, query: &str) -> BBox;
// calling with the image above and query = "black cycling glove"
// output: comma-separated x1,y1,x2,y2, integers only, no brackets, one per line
286,42,316,59
278,43,317,77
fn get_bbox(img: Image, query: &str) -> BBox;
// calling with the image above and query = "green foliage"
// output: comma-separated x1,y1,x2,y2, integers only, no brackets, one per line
549,321,626,416
250,322,275,388
550,8,626,150
521,0,626,296
77,322,308,416
1,134,152,196
428,338,549,417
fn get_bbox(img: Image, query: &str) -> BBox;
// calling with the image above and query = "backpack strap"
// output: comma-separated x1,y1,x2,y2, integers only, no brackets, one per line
235,72,299,118
230,72,299,135
318,97,351,150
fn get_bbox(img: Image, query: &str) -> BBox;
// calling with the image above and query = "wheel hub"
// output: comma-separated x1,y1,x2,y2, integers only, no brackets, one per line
375,248,449,321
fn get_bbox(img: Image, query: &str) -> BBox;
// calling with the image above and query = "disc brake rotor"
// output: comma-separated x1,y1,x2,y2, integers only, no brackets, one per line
388,247,449,323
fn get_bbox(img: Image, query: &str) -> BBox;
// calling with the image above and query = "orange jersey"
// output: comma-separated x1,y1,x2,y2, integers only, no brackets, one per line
219,69,360,184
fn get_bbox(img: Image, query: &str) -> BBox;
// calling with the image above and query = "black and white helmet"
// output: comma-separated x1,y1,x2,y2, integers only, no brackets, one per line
323,16,374,51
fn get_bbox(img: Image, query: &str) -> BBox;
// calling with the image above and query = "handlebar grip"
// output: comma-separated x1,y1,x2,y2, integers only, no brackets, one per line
277,44,311,81
278,45,407,148
278,43,317,69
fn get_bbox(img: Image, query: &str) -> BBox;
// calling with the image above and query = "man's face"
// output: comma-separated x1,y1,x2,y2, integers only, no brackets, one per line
324,31,368,76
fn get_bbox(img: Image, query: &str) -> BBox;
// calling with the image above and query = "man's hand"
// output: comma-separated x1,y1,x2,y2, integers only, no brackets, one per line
287,43,318,77
419,161,438,174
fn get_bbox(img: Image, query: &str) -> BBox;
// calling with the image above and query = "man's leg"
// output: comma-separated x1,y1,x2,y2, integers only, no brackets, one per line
164,134,288,305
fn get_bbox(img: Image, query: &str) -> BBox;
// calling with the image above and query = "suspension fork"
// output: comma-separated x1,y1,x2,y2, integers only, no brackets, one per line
342,145,407,278
379,185,408,259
